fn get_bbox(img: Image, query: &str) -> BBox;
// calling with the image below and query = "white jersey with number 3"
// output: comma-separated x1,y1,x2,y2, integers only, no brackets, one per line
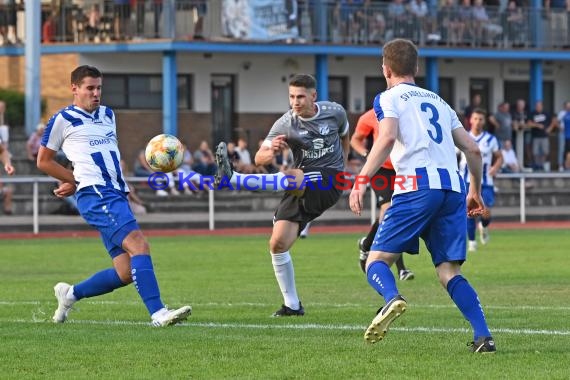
373,82,465,195
41,105,129,192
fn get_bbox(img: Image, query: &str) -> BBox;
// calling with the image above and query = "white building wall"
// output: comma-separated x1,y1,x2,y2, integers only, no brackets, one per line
81,53,570,114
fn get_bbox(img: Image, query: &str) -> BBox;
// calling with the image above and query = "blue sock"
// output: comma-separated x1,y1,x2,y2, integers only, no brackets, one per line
481,217,491,227
467,217,476,241
446,275,491,340
367,261,398,303
131,255,164,315
73,268,126,300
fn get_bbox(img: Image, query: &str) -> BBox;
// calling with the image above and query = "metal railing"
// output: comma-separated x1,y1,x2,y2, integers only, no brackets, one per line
1,172,569,234
3,0,568,49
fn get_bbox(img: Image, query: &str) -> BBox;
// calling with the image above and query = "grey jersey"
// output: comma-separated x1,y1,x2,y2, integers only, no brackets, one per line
264,101,349,170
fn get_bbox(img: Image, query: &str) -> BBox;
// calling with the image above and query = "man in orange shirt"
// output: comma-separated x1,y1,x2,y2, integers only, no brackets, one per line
351,109,414,280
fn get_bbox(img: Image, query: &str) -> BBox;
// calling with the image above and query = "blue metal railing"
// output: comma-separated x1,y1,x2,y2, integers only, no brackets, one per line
1,0,567,50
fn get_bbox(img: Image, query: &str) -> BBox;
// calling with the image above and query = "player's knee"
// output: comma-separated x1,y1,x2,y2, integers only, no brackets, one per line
123,230,150,254
269,237,288,253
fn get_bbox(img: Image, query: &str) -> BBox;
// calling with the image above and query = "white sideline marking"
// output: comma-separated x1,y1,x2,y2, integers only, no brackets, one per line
2,300,570,312
3,318,570,336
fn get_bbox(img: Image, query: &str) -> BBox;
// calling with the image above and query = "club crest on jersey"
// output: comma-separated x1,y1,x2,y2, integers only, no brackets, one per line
319,124,330,135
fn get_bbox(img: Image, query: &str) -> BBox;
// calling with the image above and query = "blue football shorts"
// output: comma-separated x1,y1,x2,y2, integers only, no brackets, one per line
76,185,140,258
372,189,467,266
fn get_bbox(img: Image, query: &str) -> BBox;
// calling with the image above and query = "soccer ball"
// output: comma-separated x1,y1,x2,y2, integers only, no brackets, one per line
145,134,184,173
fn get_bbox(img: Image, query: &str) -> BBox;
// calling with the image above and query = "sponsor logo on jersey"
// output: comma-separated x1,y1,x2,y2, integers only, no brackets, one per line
318,124,330,135
89,138,112,146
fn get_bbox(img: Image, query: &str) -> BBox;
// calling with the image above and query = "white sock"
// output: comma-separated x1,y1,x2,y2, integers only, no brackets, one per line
66,286,78,302
271,251,299,310
233,172,289,191
151,307,168,320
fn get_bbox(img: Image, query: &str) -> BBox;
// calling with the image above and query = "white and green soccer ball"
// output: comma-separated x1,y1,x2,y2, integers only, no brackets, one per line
145,134,184,173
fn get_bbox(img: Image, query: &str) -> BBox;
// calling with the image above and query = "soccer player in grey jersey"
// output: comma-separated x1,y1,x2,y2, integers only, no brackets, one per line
215,74,350,316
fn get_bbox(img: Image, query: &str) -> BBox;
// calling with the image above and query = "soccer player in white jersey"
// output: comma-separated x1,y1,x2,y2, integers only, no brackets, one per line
37,65,191,327
459,109,503,251
214,74,350,317
349,39,495,353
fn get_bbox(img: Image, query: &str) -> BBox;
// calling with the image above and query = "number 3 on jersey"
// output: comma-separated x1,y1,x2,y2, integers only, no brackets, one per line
420,102,443,144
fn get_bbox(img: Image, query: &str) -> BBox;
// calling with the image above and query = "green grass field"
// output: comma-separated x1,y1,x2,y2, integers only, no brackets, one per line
1,229,569,379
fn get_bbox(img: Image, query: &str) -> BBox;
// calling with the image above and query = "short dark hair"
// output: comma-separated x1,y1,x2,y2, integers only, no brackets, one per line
472,107,487,117
71,65,102,85
289,74,316,89
382,39,418,77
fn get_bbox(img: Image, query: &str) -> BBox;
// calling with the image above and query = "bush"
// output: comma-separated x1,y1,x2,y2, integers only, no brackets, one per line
0,88,47,127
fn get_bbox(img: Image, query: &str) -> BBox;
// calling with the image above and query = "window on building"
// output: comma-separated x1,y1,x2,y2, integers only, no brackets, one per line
328,76,349,109
103,74,193,110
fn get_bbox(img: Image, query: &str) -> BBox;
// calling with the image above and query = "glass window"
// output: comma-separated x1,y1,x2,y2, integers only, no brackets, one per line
101,74,193,110
328,76,349,109
103,75,127,109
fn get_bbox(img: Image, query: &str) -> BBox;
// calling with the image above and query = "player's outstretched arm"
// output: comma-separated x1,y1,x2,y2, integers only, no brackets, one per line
37,146,76,197
452,128,486,217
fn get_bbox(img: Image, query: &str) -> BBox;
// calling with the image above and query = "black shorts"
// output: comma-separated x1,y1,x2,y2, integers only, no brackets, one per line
274,167,343,233
372,167,396,207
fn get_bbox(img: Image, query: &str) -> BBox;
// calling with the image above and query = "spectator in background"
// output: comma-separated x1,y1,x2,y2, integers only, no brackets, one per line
235,137,266,174
511,98,530,165
463,93,483,130
152,0,163,38
191,1,207,39
85,4,102,43
0,134,15,214
386,0,410,40
504,1,525,47
471,0,503,46
500,139,520,173
488,101,513,146
176,141,205,195
456,0,473,45
27,123,46,162
409,0,430,44
545,0,569,48
361,0,386,44
0,100,9,147
114,0,131,40
439,0,462,46
133,148,180,196
193,140,217,176
42,12,56,44
557,101,570,171
132,0,146,39
528,100,556,171
0,0,17,45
